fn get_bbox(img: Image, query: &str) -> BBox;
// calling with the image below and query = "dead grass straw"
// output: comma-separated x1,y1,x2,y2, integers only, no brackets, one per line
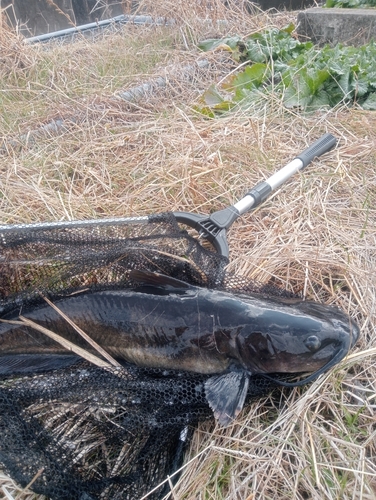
1,2,375,499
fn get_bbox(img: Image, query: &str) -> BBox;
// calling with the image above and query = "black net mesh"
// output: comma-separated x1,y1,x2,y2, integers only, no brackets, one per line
0,213,288,500
0,213,228,314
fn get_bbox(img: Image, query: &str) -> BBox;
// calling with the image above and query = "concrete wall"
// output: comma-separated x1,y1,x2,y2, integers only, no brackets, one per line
254,0,315,11
3,0,125,36
297,8,376,46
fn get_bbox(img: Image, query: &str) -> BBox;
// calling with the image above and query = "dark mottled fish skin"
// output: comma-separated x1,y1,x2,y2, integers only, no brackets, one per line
0,271,359,425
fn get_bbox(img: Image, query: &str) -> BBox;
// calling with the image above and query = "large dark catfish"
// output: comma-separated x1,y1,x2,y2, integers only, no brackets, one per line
0,270,359,425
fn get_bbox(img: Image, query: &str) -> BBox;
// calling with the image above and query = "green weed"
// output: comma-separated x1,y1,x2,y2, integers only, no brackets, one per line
196,25,376,114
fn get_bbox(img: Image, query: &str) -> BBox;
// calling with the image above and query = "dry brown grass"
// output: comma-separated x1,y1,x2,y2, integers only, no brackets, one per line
1,1,376,499
0,12,34,77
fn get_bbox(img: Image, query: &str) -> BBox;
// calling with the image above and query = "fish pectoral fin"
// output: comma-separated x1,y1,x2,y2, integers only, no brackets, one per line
129,270,193,295
0,354,81,375
205,371,250,427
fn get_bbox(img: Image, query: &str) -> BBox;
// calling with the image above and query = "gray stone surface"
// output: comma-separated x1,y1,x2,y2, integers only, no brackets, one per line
3,0,124,36
297,7,376,46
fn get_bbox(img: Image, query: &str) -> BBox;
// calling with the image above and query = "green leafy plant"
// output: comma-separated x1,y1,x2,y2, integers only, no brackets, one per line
326,0,376,8
196,25,376,114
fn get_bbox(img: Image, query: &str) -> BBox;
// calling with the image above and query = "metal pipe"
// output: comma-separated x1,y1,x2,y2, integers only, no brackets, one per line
0,216,149,233
25,15,174,44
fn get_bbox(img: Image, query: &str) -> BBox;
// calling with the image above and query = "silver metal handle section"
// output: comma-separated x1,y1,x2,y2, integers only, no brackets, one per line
266,158,304,190
0,216,149,233
233,195,255,215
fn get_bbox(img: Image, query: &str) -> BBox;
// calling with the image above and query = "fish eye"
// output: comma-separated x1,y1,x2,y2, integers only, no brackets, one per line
305,335,321,352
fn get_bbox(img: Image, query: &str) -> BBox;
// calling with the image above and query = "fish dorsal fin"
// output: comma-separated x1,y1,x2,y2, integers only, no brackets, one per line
129,270,192,294
205,371,250,427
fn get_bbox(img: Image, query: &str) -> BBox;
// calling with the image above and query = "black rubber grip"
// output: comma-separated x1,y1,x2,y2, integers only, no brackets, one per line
296,133,337,169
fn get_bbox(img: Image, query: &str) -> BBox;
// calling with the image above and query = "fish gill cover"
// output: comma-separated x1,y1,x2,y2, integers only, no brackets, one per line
0,213,356,499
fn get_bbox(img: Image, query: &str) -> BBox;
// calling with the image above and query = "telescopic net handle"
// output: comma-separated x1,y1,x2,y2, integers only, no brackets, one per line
234,133,337,215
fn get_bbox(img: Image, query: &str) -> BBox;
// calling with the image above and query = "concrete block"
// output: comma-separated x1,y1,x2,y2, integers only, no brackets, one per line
297,7,376,46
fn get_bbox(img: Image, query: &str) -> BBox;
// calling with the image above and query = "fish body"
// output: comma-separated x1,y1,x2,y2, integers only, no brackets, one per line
0,271,359,425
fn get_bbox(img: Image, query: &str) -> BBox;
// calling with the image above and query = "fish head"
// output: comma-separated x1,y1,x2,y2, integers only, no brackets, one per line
236,299,359,376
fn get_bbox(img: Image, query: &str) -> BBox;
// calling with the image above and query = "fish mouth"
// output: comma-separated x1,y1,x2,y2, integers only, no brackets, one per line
263,321,358,388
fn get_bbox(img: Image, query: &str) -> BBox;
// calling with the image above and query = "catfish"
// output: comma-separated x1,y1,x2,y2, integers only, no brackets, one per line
0,270,359,426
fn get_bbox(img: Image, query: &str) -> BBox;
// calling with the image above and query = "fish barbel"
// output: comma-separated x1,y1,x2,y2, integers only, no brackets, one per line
0,270,359,425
